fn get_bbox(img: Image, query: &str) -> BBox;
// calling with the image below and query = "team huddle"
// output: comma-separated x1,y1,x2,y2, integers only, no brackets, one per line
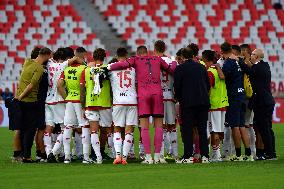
12,39,276,164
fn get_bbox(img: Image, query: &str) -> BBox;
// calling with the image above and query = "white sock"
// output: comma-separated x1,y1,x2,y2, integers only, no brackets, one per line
170,130,178,157
107,133,115,157
91,132,102,160
51,133,57,147
247,127,256,157
75,132,83,157
123,133,133,159
43,132,52,156
139,141,145,154
154,153,160,161
63,126,73,160
81,127,90,160
212,144,221,158
164,130,171,154
113,132,122,156
129,140,135,155
52,132,63,155
222,127,231,157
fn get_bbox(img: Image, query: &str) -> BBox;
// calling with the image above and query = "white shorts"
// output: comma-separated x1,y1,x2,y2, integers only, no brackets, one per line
163,101,176,125
85,108,112,127
208,111,226,133
64,102,88,127
45,103,66,126
245,108,254,126
112,105,138,127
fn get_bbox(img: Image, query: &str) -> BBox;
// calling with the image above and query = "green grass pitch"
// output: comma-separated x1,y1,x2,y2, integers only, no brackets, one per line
0,124,284,189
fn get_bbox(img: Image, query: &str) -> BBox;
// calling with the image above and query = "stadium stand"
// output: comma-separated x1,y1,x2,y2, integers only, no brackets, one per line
0,0,104,90
92,0,284,79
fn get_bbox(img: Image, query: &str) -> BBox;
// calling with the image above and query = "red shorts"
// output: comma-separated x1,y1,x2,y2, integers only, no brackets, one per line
137,94,164,117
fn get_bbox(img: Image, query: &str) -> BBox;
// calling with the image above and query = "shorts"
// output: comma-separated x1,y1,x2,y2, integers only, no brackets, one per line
163,101,176,125
137,94,164,117
45,103,65,126
225,99,246,128
208,111,226,133
85,108,112,127
112,105,138,127
244,100,254,126
64,102,88,127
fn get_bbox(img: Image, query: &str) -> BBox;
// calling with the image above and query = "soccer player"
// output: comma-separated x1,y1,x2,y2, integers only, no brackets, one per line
220,42,253,161
80,48,113,164
45,48,82,162
58,48,90,164
202,50,228,162
108,48,138,164
154,40,178,162
239,44,257,159
108,46,177,164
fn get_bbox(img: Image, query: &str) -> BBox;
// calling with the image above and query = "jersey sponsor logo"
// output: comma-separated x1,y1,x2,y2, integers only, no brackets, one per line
119,92,127,96
238,88,245,93
67,69,78,80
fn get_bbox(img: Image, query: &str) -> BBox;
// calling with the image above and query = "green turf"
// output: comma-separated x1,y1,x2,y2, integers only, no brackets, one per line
0,124,284,189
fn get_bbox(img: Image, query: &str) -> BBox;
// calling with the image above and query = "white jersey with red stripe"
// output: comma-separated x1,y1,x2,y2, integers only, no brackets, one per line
45,59,68,104
160,56,174,100
109,66,137,105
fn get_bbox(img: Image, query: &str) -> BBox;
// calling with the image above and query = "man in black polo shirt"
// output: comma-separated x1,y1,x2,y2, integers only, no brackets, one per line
220,42,253,161
238,49,276,160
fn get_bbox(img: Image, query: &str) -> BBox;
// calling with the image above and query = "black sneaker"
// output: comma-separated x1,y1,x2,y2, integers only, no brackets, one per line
47,153,57,163
57,155,65,162
102,152,112,160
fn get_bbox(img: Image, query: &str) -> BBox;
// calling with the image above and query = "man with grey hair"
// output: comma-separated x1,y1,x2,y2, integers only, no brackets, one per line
238,49,276,160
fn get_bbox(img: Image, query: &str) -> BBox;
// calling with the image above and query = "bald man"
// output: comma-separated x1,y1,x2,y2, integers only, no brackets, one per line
238,49,276,160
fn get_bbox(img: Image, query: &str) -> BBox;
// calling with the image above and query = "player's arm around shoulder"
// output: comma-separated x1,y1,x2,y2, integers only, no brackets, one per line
57,71,67,99
80,69,87,110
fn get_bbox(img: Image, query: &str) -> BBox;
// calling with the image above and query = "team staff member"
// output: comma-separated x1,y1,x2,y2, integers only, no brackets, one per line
15,47,52,163
174,47,210,163
238,49,276,160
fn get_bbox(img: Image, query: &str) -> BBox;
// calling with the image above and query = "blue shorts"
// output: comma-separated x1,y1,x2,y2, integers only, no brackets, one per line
225,99,246,128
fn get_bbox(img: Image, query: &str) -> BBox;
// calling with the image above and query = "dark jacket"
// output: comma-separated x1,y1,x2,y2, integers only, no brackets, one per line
239,59,275,107
174,59,210,109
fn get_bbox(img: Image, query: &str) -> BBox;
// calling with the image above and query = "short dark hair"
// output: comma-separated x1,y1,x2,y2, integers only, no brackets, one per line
116,47,128,58
154,40,166,53
39,47,52,56
232,45,241,55
65,47,75,59
53,48,66,61
108,58,118,64
76,47,87,53
220,42,232,54
31,46,41,59
181,47,193,59
240,43,251,50
136,45,147,55
93,48,106,61
202,50,215,62
187,43,199,57
176,48,184,57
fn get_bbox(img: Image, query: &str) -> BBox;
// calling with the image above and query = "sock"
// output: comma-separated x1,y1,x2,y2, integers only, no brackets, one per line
113,132,122,156
160,133,165,156
146,154,152,160
43,132,52,156
139,141,145,154
235,147,241,157
154,127,163,153
129,140,135,155
141,127,151,154
107,133,115,157
170,129,178,157
245,148,251,156
51,133,58,146
91,132,102,160
75,132,83,157
52,131,63,155
212,144,221,158
123,133,134,159
154,153,160,161
81,127,90,160
63,126,73,160
222,127,231,156
247,127,256,157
